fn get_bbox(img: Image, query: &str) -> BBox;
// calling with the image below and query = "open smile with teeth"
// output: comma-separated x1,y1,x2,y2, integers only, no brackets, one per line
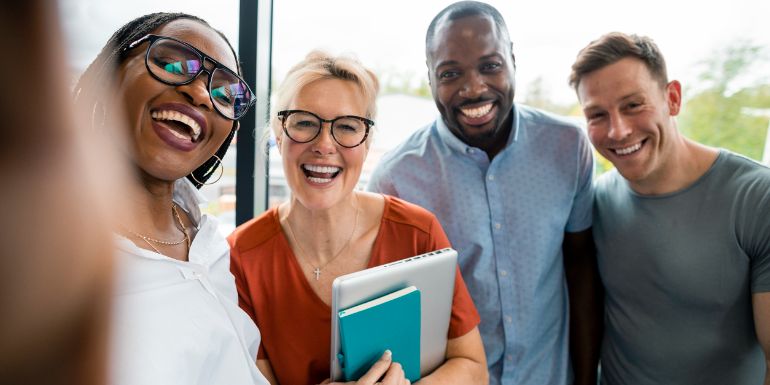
302,164,342,184
460,103,493,119
151,110,202,142
613,140,644,156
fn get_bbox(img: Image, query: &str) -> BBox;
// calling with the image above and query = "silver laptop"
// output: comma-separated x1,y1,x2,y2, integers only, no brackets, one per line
330,248,458,381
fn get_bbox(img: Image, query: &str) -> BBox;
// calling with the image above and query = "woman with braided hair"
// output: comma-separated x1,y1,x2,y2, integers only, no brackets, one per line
75,12,266,385
77,12,405,385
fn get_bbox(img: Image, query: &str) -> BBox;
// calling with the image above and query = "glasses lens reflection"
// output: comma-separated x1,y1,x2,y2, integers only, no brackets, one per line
146,37,252,119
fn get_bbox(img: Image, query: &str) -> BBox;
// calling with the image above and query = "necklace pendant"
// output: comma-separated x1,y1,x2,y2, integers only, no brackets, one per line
313,268,321,281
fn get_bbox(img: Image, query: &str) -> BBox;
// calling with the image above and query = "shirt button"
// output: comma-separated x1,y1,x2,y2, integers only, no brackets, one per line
466,148,474,154
506,354,513,362
488,175,495,181
494,223,502,230
505,315,513,324
499,270,508,277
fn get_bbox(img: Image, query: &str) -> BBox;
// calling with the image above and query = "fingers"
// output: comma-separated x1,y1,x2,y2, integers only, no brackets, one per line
355,350,393,385
380,362,409,385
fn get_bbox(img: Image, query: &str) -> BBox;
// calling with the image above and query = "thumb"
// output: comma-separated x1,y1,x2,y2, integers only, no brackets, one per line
356,350,392,384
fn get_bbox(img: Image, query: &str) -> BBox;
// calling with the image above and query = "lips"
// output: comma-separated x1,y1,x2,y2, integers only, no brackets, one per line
301,164,342,185
150,103,208,152
458,101,496,126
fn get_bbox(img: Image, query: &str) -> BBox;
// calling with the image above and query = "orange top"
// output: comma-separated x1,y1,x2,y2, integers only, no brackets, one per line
229,195,480,385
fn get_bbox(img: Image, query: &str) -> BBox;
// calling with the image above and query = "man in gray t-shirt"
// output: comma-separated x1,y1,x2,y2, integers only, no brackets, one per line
568,32,770,384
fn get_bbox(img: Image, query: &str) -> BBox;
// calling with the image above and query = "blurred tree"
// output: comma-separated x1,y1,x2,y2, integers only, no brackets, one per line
679,42,770,161
522,75,577,116
380,70,432,98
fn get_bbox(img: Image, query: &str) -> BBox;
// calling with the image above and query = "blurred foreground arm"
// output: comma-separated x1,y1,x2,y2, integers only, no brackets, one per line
0,2,117,385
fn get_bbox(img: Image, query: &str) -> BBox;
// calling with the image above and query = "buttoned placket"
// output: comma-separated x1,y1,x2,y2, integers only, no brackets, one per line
485,147,519,381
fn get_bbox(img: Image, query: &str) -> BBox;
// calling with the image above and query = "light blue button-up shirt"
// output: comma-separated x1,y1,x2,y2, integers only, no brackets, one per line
367,104,594,385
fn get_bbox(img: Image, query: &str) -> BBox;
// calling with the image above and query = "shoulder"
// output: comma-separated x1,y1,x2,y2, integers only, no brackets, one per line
381,195,440,236
228,208,283,254
719,151,770,178
714,151,770,195
594,169,625,199
517,104,586,136
375,121,437,169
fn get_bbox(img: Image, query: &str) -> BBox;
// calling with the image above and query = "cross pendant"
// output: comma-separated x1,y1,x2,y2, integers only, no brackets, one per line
314,268,321,280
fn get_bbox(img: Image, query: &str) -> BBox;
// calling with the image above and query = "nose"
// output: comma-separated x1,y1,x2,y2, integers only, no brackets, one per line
176,71,214,111
311,122,337,155
607,113,633,141
458,71,488,99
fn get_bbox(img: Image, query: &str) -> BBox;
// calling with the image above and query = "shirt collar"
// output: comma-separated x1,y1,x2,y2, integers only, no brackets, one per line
435,103,520,155
173,178,207,225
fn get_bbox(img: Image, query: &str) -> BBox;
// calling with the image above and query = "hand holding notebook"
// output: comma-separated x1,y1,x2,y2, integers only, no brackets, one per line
337,286,421,382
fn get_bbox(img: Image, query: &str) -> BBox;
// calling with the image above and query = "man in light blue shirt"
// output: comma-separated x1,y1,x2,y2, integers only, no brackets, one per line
367,2,601,384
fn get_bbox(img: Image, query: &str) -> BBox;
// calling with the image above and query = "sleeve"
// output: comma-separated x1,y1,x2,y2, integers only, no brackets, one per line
740,174,770,293
229,240,271,360
223,236,262,361
427,216,481,339
228,238,258,323
565,129,595,233
366,161,397,195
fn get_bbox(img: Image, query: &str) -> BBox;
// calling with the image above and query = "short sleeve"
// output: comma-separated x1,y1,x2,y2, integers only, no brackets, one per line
366,162,396,195
427,216,481,338
566,131,594,233
742,173,770,293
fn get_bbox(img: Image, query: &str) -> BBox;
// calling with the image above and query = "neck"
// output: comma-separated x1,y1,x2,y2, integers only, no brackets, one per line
125,171,179,235
282,192,360,265
631,137,719,195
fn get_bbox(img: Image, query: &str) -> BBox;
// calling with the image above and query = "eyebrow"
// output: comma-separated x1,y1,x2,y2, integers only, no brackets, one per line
582,91,644,112
434,53,504,70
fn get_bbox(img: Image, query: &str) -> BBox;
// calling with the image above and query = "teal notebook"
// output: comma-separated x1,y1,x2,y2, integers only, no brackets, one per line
337,286,421,382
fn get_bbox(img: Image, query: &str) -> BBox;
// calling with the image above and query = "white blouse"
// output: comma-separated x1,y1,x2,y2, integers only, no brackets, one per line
110,179,268,385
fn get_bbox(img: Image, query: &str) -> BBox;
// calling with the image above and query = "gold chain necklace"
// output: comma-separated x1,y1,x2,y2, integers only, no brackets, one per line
285,203,360,281
124,204,190,254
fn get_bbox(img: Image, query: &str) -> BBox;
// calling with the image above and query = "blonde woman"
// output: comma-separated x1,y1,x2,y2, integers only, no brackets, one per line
229,51,488,385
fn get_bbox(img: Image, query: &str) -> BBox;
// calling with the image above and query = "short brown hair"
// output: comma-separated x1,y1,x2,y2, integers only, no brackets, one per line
569,32,668,90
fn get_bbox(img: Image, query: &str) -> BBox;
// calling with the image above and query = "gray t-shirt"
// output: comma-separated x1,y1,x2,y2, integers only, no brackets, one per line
594,150,770,385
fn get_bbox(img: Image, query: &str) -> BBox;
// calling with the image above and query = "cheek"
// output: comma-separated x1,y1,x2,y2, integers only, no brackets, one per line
587,126,605,145
435,87,454,109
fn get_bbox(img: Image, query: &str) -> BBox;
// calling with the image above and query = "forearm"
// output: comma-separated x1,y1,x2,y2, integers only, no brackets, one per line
563,230,603,385
566,264,603,385
416,356,487,385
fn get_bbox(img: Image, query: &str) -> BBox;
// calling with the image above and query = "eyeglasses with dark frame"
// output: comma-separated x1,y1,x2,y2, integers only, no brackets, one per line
125,34,256,120
277,110,374,148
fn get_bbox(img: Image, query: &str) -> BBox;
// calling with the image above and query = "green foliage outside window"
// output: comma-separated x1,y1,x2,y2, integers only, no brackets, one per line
679,42,770,162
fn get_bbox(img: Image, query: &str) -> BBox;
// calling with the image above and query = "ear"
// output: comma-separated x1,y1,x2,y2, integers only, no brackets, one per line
510,43,516,71
275,134,283,155
426,61,432,87
666,80,682,116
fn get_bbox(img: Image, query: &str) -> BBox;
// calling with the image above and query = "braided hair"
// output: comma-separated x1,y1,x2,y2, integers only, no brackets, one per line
74,12,242,188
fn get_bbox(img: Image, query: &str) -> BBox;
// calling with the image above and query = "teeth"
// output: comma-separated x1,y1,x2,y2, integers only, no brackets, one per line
460,103,493,118
303,164,341,174
151,110,202,141
615,142,642,155
308,176,333,184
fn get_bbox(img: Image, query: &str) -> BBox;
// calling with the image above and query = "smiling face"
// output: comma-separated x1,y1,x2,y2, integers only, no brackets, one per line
278,78,369,211
577,57,682,190
116,18,236,182
427,14,515,156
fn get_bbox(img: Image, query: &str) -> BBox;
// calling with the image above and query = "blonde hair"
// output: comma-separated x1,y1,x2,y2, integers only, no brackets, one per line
269,50,380,141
